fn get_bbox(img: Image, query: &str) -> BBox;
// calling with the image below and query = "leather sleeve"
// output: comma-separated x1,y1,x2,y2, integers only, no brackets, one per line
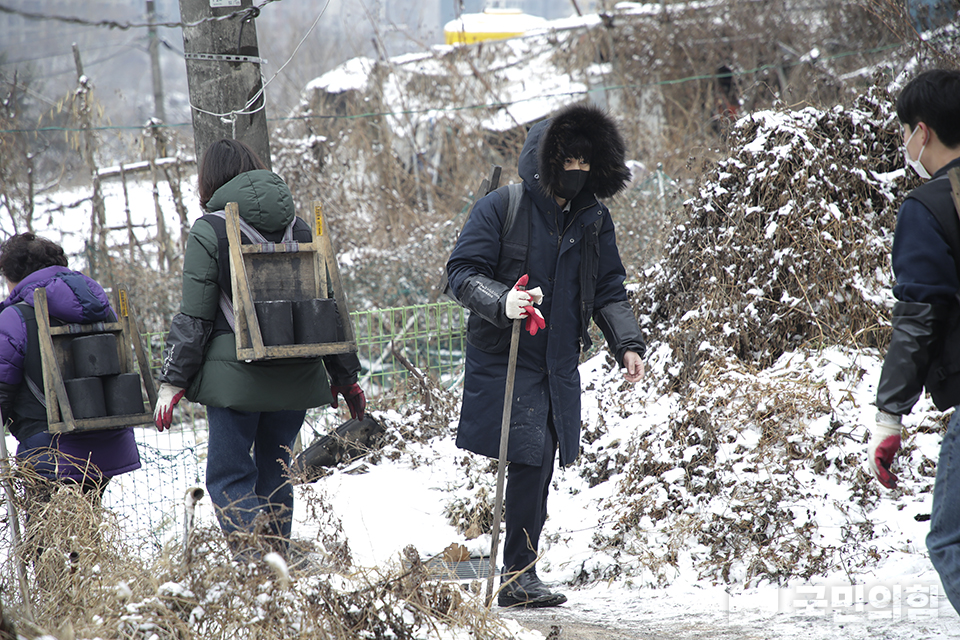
594,300,646,367
157,312,213,388
876,301,948,415
455,275,512,328
322,352,362,387
446,190,513,328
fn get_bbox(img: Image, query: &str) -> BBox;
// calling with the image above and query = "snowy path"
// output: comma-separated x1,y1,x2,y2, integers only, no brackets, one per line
499,583,958,639
307,434,960,640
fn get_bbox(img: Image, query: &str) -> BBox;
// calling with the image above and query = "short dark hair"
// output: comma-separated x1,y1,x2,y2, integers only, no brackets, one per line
560,134,593,166
896,69,960,149
198,138,267,210
0,233,68,283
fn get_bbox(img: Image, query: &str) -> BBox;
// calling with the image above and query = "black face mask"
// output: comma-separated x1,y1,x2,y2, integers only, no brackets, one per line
556,169,588,201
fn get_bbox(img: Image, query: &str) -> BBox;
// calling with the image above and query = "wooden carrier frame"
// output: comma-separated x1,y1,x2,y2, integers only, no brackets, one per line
225,200,357,361
36,284,158,433
951,167,960,219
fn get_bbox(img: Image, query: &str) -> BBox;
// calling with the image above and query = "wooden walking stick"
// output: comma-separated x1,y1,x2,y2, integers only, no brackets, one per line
485,282,525,607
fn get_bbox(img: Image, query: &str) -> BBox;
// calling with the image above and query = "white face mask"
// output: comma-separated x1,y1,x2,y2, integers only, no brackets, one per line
904,126,932,180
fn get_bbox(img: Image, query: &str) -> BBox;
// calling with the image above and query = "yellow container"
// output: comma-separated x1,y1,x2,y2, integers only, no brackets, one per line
443,8,548,45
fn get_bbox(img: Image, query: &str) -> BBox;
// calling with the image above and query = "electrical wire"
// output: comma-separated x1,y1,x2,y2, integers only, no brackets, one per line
0,0,283,31
0,32,950,136
187,0,332,138
6,36,151,84
259,0,330,95
0,36,137,67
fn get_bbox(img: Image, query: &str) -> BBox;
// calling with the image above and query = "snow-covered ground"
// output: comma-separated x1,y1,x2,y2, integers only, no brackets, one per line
3,343,955,638
297,345,957,638
4,51,960,636
4,167,958,639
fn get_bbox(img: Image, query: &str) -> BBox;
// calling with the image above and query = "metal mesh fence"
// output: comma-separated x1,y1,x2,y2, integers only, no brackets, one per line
4,301,468,550
353,300,468,396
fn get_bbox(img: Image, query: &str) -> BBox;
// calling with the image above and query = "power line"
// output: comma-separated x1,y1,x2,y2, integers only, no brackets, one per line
2,33,150,70
159,37,185,58
0,0,282,31
1,39,142,67
0,28,939,136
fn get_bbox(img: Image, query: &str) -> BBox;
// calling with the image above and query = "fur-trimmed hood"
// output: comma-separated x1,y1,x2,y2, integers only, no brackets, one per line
517,103,631,200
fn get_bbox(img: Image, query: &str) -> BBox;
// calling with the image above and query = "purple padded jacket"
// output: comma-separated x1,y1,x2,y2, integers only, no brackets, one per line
0,266,140,482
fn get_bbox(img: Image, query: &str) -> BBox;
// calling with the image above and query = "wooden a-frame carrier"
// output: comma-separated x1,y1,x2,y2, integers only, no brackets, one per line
951,167,960,224
36,284,158,433
225,200,357,361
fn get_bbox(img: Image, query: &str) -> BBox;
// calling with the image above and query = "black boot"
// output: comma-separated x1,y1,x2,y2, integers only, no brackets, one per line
497,569,567,608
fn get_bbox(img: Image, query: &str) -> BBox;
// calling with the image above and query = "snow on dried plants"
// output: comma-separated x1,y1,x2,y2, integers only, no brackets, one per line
584,81,937,587
0,458,521,639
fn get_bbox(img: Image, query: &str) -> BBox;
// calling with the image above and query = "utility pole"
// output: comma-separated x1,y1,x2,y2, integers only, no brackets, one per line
178,0,271,168
72,44,108,284
147,0,166,123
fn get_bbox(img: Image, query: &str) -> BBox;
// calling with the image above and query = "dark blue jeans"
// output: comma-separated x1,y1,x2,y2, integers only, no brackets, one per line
503,423,557,575
928,407,960,614
205,406,306,547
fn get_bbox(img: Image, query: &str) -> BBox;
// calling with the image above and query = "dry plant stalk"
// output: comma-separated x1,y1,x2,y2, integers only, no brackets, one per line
0,455,527,639
572,78,949,587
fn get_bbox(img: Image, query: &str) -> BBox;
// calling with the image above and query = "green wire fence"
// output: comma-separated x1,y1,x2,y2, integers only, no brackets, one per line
99,300,470,548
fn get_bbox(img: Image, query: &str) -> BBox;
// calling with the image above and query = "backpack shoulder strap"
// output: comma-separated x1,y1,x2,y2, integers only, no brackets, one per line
492,182,530,283
204,209,299,244
501,182,524,240
12,302,48,407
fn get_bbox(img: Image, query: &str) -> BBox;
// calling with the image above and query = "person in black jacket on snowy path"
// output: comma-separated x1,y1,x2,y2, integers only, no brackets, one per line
447,103,646,608
869,69,960,614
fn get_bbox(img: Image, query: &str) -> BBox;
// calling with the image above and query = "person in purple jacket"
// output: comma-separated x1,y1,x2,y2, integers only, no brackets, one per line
0,233,141,497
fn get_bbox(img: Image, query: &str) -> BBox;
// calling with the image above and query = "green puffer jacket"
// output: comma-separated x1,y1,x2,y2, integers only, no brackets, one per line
160,169,359,411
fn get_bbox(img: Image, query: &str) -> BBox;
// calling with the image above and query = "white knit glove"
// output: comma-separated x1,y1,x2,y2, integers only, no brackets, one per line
867,411,903,489
154,383,185,432
505,288,533,320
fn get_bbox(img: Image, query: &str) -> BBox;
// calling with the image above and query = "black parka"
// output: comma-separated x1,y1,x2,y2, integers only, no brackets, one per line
447,104,645,467
876,157,960,414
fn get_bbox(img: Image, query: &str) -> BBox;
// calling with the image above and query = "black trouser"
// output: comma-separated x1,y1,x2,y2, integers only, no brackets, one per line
502,419,558,574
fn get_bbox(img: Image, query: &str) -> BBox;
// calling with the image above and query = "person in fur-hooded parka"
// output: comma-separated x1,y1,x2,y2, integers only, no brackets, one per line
446,103,646,607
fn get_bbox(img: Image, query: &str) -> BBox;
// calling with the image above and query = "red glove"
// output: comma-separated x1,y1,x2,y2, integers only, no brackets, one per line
154,383,185,432
331,383,366,420
524,307,545,335
510,274,545,336
868,412,903,489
